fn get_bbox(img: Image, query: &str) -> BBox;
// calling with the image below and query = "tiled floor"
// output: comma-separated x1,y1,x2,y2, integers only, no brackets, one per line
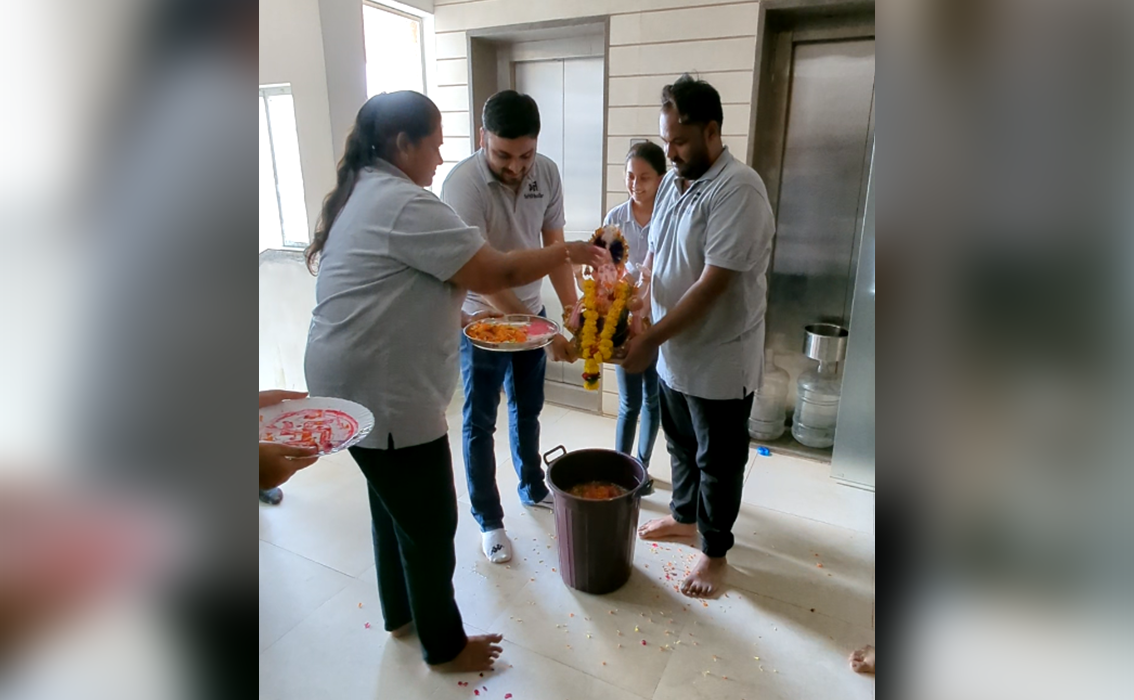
259,397,875,699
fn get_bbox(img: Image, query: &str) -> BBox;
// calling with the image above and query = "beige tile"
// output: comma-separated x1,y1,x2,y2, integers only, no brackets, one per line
258,576,398,699
608,164,630,191
433,84,471,112
743,452,874,534
649,589,875,700
484,567,689,698
716,505,875,629
479,639,653,700
260,405,875,700
269,618,651,700
722,135,749,160
541,409,618,453
609,72,754,108
449,501,549,631
603,391,621,417
440,136,472,162
609,105,750,137
434,0,743,34
434,30,467,60
609,37,757,77
610,4,760,46
606,190,630,210
607,137,648,164
604,365,619,388
258,456,375,577
258,541,354,652
436,57,468,86
433,0,611,33
441,110,471,138
540,401,572,429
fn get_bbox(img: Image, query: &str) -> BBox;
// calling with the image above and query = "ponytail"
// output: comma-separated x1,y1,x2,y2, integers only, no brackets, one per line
305,91,441,273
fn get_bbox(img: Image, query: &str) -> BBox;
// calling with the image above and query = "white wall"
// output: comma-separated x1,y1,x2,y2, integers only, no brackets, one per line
259,0,338,241
261,0,433,238
259,252,318,391
318,0,369,158
432,0,761,213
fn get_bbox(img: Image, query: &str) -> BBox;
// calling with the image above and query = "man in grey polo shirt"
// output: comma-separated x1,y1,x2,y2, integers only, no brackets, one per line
623,75,775,598
441,90,580,564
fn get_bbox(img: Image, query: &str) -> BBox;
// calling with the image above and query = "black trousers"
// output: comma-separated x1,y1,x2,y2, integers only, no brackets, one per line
659,380,754,558
349,435,466,665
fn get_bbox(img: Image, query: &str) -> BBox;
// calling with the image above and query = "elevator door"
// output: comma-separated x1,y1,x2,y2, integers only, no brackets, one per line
767,39,875,411
514,57,604,403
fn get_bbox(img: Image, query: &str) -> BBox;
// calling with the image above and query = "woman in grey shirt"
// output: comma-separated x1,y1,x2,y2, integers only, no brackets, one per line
303,91,606,672
603,142,667,494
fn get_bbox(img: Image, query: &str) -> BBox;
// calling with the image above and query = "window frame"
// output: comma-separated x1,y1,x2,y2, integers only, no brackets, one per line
362,1,427,98
259,84,308,250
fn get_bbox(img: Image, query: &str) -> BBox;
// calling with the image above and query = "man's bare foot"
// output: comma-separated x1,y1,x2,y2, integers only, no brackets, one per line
390,622,413,638
849,644,875,674
680,553,726,598
432,634,504,673
637,515,697,542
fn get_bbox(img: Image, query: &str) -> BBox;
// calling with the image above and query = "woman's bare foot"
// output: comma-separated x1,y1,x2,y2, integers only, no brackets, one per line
432,634,504,673
637,515,697,542
390,622,413,638
680,553,726,598
849,644,875,674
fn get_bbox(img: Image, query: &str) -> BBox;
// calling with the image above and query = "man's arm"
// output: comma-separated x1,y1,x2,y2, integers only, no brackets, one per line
619,265,734,373
541,228,578,309
482,288,531,315
541,227,581,362
645,265,733,345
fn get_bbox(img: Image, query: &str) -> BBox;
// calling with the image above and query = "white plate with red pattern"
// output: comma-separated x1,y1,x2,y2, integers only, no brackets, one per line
258,397,374,455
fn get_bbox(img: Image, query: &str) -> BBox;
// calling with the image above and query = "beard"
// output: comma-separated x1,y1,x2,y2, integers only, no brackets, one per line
489,162,529,186
673,150,711,180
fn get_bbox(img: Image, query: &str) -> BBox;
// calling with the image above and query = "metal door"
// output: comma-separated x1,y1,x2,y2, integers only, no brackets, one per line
831,143,874,490
766,39,876,414
515,57,604,407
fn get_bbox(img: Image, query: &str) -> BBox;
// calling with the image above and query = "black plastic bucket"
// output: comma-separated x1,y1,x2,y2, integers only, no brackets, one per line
543,446,646,594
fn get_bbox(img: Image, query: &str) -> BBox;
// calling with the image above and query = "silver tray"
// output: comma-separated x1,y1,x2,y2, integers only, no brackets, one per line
463,314,561,352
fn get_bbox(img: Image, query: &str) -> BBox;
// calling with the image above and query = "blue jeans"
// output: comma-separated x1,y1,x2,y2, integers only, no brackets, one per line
615,357,660,468
459,314,549,532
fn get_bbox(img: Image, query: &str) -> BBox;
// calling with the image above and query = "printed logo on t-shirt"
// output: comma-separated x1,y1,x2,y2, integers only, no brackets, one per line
523,180,544,199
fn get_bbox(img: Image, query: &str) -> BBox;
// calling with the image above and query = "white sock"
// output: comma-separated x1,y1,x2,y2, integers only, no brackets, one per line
482,529,512,563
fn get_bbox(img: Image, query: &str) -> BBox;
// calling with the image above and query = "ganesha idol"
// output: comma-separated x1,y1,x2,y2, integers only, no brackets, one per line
563,225,652,390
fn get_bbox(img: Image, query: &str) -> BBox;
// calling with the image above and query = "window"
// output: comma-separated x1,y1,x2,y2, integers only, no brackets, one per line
363,3,425,97
259,84,309,251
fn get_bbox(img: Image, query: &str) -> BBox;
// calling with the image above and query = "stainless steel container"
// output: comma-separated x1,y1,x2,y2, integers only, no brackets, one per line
802,324,849,365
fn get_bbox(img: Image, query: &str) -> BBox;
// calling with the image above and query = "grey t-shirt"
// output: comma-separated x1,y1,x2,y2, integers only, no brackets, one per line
441,149,566,315
602,199,651,269
649,148,775,400
304,160,485,449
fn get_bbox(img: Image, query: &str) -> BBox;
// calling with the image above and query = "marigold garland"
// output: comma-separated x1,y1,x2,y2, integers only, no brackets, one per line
581,279,631,390
573,225,639,391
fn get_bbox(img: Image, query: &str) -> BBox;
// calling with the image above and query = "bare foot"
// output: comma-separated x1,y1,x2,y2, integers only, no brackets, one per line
681,553,726,598
849,644,875,674
432,634,504,673
637,515,697,542
390,622,413,638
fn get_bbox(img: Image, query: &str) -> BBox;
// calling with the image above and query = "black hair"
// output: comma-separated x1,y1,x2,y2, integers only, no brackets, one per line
660,74,724,128
305,91,440,273
482,90,541,139
626,141,667,176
